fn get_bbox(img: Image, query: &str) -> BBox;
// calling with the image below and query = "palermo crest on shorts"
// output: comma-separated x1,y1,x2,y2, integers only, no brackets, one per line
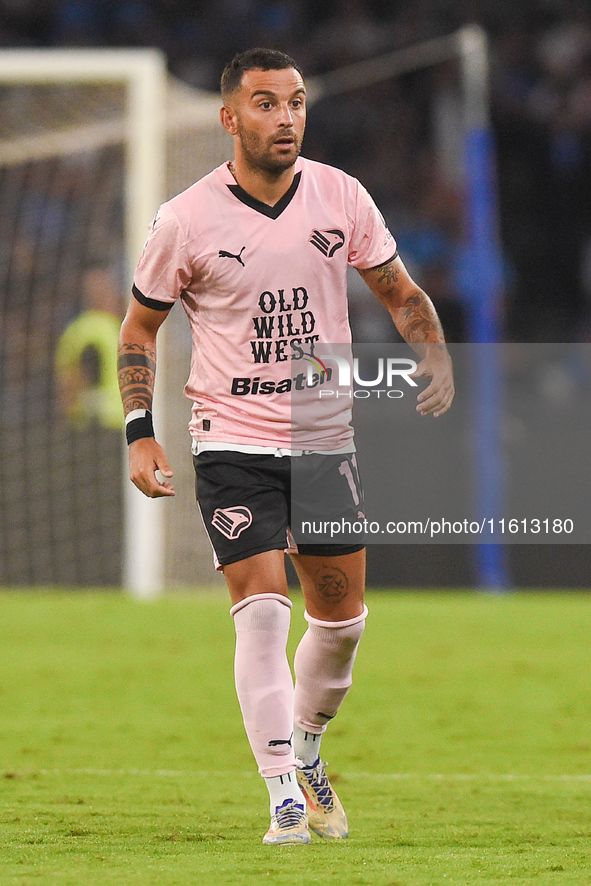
212,506,253,539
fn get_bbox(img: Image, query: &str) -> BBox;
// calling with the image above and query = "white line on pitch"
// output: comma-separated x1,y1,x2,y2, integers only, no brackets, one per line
30,769,591,782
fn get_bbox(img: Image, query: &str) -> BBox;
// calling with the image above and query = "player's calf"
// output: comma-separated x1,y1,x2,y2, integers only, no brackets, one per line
293,606,368,838
231,593,310,844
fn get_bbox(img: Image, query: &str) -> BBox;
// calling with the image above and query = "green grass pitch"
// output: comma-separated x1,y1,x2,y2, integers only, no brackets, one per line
1,589,591,885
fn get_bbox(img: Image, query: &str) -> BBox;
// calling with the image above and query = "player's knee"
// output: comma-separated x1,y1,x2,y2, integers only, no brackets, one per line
305,606,367,659
304,606,367,634
231,593,292,631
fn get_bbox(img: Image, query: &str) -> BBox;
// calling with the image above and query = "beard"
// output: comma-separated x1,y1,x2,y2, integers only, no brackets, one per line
236,119,304,176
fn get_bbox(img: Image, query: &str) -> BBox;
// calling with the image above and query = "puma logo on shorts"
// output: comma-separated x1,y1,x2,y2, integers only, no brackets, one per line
212,506,253,539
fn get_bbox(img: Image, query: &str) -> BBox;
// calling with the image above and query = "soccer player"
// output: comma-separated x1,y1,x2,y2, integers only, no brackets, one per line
118,48,454,845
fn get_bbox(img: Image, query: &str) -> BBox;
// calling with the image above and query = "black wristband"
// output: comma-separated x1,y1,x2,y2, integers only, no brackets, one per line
125,410,155,445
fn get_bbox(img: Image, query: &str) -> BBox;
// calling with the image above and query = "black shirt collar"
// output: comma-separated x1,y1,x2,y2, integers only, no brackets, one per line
227,171,302,219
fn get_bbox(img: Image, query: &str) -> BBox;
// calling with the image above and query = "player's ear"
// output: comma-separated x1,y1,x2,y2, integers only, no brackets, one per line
220,104,239,136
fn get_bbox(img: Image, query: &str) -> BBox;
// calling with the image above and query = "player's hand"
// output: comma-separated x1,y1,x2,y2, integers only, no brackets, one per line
128,437,176,498
411,344,455,417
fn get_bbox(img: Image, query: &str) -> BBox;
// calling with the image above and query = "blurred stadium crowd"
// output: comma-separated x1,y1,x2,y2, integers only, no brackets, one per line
1,0,591,343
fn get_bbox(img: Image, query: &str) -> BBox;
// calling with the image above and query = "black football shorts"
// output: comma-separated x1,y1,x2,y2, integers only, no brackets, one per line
193,450,366,568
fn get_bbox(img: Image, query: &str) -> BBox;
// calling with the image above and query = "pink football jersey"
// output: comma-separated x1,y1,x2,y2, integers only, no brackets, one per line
133,157,396,449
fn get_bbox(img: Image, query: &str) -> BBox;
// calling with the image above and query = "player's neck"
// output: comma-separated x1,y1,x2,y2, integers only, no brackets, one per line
229,159,295,207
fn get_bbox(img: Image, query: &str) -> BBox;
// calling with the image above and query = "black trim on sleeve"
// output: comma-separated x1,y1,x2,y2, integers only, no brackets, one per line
227,171,301,219
132,284,173,312
364,250,399,272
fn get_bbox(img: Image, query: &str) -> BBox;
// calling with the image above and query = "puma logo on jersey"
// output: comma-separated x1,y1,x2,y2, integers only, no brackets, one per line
309,229,345,258
219,246,246,266
212,506,252,539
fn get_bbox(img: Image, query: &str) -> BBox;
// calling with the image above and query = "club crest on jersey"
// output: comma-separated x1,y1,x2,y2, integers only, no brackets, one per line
212,506,253,539
309,229,345,258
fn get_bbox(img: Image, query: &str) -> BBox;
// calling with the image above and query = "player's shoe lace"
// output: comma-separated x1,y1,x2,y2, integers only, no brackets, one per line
262,799,310,845
296,759,348,839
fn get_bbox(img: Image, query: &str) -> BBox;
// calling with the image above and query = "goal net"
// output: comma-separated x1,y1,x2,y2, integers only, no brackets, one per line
0,50,228,590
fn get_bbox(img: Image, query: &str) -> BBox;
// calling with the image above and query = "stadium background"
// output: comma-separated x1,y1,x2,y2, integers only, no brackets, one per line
1,0,590,589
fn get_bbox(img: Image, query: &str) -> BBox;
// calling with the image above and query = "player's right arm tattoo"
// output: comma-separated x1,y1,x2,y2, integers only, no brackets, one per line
117,344,157,415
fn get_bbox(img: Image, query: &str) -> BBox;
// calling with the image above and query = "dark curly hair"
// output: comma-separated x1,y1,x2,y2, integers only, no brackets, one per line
221,48,304,100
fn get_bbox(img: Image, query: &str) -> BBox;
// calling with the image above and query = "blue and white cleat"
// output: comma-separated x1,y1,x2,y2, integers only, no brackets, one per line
262,799,311,845
296,759,348,839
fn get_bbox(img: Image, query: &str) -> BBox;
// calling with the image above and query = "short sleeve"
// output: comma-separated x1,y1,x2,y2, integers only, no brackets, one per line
132,203,192,309
348,181,397,270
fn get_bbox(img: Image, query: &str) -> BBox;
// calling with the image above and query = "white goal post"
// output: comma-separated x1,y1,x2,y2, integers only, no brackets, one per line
0,47,229,598
0,49,169,598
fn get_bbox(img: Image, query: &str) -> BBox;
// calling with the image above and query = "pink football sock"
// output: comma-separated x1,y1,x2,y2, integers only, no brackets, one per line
293,606,368,744
231,594,296,777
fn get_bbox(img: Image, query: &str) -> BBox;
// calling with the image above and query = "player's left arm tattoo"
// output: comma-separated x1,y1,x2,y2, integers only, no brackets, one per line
359,256,444,346
360,253,454,416
362,257,400,288
394,290,445,346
